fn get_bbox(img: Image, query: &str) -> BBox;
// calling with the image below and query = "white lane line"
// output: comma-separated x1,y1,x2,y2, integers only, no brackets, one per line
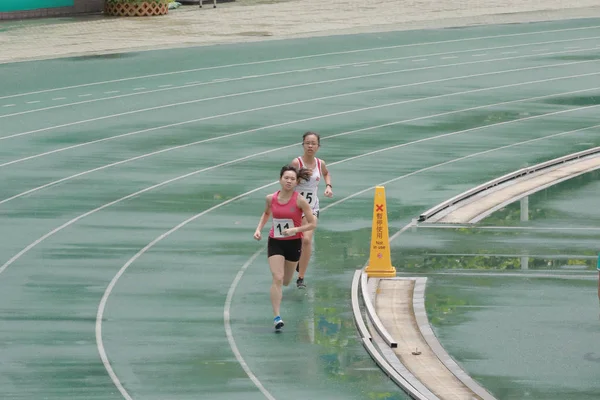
441,56,458,59
52,97,66,101
132,87,146,91
96,311,133,400
222,247,276,400
171,122,600,400
3,102,599,281
320,124,600,213
2,48,599,142
2,104,15,108
3,36,600,119
2,65,599,170
3,81,598,205
412,59,427,62
100,123,595,400
78,94,92,97
26,101,40,104
104,91,120,94
3,24,599,99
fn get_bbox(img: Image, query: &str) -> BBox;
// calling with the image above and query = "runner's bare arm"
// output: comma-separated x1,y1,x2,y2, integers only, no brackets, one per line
321,161,333,197
284,196,316,236
254,195,272,240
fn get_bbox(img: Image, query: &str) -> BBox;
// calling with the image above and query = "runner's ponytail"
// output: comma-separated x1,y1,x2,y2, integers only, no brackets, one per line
297,167,312,183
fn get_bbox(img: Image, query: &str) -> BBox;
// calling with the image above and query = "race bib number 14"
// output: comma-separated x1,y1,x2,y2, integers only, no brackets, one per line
273,218,294,238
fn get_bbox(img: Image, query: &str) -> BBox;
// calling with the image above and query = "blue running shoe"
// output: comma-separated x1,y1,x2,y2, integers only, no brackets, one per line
274,316,284,330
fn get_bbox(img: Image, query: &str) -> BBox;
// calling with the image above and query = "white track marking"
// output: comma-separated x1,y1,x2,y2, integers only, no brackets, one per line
223,247,276,400
2,79,599,198
2,37,600,118
4,107,599,278
95,313,133,400
95,122,599,400
1,55,598,153
319,123,600,212
2,24,599,100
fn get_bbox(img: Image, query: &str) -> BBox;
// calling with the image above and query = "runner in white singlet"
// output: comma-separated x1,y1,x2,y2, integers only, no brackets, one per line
295,156,322,216
290,131,333,289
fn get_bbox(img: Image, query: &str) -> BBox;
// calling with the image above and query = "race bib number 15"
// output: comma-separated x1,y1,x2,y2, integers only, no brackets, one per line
300,191,314,205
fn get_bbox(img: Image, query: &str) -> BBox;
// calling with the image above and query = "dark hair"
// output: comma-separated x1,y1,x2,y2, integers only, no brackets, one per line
302,131,320,145
279,164,311,183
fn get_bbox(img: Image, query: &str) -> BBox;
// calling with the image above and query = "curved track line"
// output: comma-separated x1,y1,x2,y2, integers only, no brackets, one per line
95,311,133,400
2,102,600,278
223,247,276,400
95,181,275,400
3,83,599,205
2,58,598,170
1,46,597,139
98,122,599,399
3,35,600,117
2,24,598,100
321,128,600,213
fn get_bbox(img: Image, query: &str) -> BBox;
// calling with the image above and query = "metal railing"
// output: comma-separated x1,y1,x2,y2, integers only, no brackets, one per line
418,146,600,222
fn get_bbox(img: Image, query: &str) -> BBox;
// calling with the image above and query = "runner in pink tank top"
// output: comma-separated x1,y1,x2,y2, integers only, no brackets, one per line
268,191,303,240
253,165,317,331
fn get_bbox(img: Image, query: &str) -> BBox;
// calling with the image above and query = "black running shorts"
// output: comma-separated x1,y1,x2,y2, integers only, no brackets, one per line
267,237,302,262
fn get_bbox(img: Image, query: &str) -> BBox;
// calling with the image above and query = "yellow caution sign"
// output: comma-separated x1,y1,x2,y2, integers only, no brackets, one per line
365,186,396,278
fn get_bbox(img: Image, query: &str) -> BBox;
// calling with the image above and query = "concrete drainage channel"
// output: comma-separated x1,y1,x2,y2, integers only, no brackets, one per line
351,270,493,400
351,147,600,399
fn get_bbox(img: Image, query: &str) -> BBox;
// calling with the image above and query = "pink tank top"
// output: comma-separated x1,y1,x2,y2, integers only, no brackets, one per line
268,191,303,240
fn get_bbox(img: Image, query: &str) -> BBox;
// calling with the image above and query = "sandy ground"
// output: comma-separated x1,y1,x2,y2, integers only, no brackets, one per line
0,0,600,63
